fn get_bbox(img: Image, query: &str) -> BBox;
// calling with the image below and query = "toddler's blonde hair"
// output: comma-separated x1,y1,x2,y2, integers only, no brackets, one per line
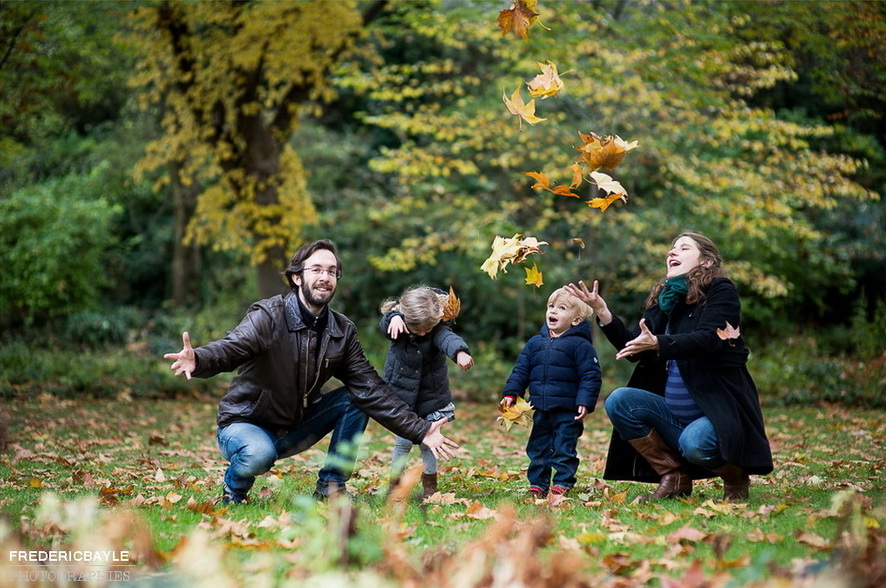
547,287,594,322
380,286,446,334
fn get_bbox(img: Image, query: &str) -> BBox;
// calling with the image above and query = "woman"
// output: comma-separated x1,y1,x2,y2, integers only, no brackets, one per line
566,232,772,502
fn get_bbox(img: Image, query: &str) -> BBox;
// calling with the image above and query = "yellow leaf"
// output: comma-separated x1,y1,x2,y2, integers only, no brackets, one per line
497,397,535,431
527,61,564,99
503,86,546,129
524,263,544,287
480,234,548,279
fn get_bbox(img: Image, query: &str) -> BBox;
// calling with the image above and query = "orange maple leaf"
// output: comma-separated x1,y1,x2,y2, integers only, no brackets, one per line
527,61,564,99
496,0,539,40
524,262,544,288
503,87,546,129
524,171,579,198
716,321,741,341
576,132,640,171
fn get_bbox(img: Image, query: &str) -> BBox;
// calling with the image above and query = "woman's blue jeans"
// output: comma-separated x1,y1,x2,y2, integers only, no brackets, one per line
216,386,369,500
526,409,584,491
604,387,723,470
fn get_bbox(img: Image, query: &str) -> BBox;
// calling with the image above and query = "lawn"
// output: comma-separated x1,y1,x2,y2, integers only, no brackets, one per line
0,394,883,587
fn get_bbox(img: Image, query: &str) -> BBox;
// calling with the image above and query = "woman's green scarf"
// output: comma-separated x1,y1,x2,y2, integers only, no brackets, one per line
658,274,689,312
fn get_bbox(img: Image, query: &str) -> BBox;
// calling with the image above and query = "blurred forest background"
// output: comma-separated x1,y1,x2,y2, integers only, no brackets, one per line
1,0,883,407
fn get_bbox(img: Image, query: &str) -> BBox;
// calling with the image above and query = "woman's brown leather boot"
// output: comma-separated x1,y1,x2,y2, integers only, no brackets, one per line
421,473,438,500
713,463,750,501
628,429,692,502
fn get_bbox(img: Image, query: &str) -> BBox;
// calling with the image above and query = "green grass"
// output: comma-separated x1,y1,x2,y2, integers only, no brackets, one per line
1,396,884,587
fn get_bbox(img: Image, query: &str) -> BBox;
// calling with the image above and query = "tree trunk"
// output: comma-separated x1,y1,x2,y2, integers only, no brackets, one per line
170,161,201,306
257,244,288,299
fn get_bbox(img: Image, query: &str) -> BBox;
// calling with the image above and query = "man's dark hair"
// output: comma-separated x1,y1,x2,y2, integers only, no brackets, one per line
283,239,343,291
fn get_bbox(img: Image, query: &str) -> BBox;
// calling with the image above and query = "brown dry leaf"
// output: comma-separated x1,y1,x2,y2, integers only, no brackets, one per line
795,530,833,550
503,86,546,129
496,0,539,40
576,132,640,171
667,525,709,544
526,61,564,98
441,286,461,321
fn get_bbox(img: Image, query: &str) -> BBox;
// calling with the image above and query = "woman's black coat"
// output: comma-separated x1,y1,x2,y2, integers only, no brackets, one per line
600,277,773,482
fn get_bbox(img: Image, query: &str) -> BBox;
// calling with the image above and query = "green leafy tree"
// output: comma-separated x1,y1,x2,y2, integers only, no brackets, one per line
334,0,879,337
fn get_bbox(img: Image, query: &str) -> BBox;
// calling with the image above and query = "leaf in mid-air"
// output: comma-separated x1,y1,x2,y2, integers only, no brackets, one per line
497,396,535,431
503,87,546,129
480,234,548,279
524,171,579,197
717,321,741,342
576,132,640,171
496,0,539,40
527,61,564,99
587,193,625,212
589,170,627,196
524,262,544,287
441,286,461,322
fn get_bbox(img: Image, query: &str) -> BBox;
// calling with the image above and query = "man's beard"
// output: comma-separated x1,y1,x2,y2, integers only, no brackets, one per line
301,280,334,309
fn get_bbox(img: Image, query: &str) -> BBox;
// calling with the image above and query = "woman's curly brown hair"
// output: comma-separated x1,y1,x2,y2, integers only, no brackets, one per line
645,232,725,308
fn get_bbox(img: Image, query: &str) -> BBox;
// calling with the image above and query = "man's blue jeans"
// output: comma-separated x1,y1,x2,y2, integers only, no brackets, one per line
604,387,723,470
526,409,584,492
216,386,369,500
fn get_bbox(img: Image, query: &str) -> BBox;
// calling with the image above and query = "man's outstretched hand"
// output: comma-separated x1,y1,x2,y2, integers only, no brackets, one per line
163,331,196,380
422,417,460,461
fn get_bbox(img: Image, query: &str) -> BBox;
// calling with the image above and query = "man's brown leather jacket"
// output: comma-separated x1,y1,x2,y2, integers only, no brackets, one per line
192,293,430,444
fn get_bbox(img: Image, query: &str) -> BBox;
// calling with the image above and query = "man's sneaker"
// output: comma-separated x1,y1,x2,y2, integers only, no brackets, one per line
221,489,246,505
529,486,547,499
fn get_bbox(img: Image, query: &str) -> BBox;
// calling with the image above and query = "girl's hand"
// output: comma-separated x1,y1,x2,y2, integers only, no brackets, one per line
565,280,612,325
387,314,409,338
456,351,474,371
615,319,659,360
575,405,588,420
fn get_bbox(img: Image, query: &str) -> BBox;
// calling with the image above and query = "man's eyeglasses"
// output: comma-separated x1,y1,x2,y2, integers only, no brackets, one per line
303,266,339,278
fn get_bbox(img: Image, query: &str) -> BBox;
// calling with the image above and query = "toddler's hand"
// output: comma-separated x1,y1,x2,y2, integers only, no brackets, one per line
387,314,409,338
499,396,515,409
457,351,474,371
575,405,588,420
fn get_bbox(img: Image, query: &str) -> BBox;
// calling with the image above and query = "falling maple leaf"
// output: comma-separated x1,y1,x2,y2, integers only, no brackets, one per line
587,193,624,212
572,238,585,249
589,170,627,196
524,262,544,287
497,396,534,431
717,321,741,341
496,0,539,40
503,86,546,129
480,234,548,279
524,171,580,197
527,61,564,99
441,286,461,321
576,132,640,171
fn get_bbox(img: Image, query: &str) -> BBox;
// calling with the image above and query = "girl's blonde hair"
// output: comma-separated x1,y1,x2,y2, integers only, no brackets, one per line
380,286,446,334
548,287,594,322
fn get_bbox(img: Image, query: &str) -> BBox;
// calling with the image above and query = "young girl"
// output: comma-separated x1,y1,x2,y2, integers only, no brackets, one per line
380,286,474,499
